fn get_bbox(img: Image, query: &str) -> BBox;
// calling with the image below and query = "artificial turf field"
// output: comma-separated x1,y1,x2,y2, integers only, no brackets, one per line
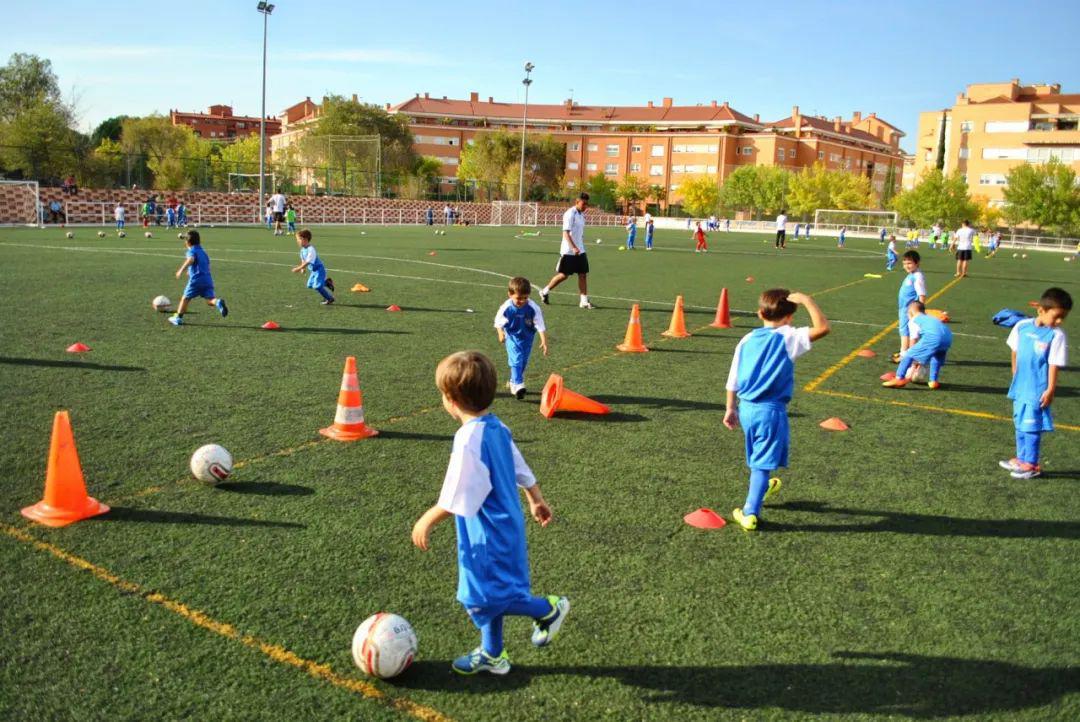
1,222,1078,721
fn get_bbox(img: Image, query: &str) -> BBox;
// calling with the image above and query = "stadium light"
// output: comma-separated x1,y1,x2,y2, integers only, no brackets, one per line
517,62,534,217
257,2,275,223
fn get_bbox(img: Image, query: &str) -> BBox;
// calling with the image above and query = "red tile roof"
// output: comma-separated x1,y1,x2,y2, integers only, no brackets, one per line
975,93,1080,105
767,115,896,149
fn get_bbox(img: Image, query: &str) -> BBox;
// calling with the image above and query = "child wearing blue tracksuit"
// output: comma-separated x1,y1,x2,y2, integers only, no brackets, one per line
837,226,846,248
885,235,898,271
165,206,176,228
412,351,569,676
645,214,654,250
724,289,830,530
177,202,187,227
999,288,1071,480
625,217,637,250
893,250,927,363
169,230,228,326
494,277,548,400
879,227,887,244
883,302,953,389
292,229,335,304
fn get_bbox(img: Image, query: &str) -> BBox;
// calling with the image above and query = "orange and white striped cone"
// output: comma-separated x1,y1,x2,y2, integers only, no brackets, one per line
320,356,378,441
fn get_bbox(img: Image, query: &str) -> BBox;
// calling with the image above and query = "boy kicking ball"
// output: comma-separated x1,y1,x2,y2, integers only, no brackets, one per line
412,351,569,675
169,230,227,326
883,301,952,389
292,229,335,305
494,277,548,400
724,290,830,530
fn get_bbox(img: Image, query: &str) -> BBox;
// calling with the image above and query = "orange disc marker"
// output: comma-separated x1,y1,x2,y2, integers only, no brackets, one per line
683,508,726,529
66,343,91,353
857,349,876,358
261,321,280,330
386,305,402,312
819,417,850,432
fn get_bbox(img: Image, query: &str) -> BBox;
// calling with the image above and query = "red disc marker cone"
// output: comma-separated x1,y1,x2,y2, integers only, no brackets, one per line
21,411,109,527
616,304,649,353
880,371,896,381
66,343,91,353
386,304,402,312
709,288,733,329
319,357,379,441
857,349,876,358
661,296,692,338
684,508,726,529
819,417,850,432
539,374,611,419
261,321,280,330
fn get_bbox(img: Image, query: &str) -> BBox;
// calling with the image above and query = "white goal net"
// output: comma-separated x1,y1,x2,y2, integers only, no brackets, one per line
0,180,41,225
813,209,899,233
491,201,539,226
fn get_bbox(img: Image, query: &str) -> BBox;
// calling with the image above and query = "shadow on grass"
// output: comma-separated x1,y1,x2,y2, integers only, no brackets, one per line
337,302,470,314
1040,470,1080,481
215,481,314,496
93,506,304,528
395,652,1079,716
933,382,1007,396
0,356,146,372
767,501,1080,539
591,394,726,412
376,430,455,442
950,360,1011,369
647,347,718,355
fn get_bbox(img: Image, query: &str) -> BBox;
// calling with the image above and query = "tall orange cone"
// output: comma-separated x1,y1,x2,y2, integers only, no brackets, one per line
540,374,611,418
21,411,109,527
661,296,692,338
709,288,732,329
320,356,379,441
616,304,649,352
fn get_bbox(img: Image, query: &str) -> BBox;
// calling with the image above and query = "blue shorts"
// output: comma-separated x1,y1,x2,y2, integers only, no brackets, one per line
462,595,529,627
739,401,789,470
307,265,326,289
183,279,215,300
905,337,951,364
1013,400,1054,433
898,308,911,337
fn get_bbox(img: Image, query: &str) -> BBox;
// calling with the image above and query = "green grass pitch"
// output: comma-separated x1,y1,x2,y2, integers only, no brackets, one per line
1,223,1078,720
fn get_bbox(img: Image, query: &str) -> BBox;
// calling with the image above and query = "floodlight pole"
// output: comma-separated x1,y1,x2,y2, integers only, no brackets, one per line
517,62,534,222
257,2,274,224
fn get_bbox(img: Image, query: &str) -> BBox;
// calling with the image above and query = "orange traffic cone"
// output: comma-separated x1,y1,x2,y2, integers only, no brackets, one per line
21,411,109,527
320,356,379,441
616,304,649,352
709,288,732,329
539,374,611,419
661,296,692,338
819,417,849,432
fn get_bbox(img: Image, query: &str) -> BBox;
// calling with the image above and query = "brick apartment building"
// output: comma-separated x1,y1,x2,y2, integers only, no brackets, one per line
913,79,1080,206
170,104,281,141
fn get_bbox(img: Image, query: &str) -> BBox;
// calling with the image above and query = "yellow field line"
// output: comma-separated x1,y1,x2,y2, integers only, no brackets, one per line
0,523,453,722
804,275,965,392
811,276,871,297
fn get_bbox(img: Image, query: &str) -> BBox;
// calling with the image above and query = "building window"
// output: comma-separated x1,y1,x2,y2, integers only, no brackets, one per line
985,121,1028,133
830,153,841,162
651,145,665,157
237,122,245,129
569,143,580,151
631,145,642,153
741,147,752,156
958,148,969,159
959,121,973,133
671,164,685,173
606,144,619,157
685,164,705,173
629,163,641,172
649,164,664,176
818,151,825,160
586,163,597,171
672,143,718,153
1027,146,1080,163
587,143,598,152
982,148,1027,160
979,173,1008,185
604,163,618,175
669,184,679,191
844,159,851,169
567,162,579,170
777,148,785,160
438,156,459,165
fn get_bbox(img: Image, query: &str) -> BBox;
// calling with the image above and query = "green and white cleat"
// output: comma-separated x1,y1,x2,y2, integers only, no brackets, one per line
531,596,570,647
732,507,758,531
763,477,782,503
451,648,510,676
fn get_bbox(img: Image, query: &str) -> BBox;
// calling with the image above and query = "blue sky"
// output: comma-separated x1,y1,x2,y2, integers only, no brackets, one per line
4,0,1078,151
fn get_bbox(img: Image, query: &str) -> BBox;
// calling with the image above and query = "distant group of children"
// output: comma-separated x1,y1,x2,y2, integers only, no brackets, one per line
132,196,188,228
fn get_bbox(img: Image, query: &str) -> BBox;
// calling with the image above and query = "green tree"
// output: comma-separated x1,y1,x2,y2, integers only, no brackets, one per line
0,53,62,123
718,166,790,218
90,116,129,147
616,174,647,215
399,156,443,200
0,98,78,181
458,130,565,200
881,164,898,206
120,116,205,189
891,168,977,228
1002,159,1080,236
582,174,618,212
648,183,667,214
934,112,946,171
678,176,720,217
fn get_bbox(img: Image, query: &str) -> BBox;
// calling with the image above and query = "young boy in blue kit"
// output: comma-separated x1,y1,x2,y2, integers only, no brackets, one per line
882,301,952,389
886,234,898,271
999,288,1071,480
495,277,548,400
892,250,927,363
625,216,637,250
724,289,830,530
169,230,228,326
291,229,335,305
412,351,570,675
645,214,654,250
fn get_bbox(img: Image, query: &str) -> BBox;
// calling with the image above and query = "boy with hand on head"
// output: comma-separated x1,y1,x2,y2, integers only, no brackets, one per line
644,212,654,250
999,288,1071,480
292,229,335,305
885,234,898,271
412,351,569,675
168,230,228,326
625,216,636,250
883,301,952,389
892,250,927,363
495,277,548,400
724,289,830,530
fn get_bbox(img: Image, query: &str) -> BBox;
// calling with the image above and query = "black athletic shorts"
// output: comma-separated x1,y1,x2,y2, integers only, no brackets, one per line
956,249,973,261
273,211,285,222
556,253,589,276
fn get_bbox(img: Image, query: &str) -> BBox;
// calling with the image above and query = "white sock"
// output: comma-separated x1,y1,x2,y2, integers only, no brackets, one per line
580,294,589,304
542,286,550,295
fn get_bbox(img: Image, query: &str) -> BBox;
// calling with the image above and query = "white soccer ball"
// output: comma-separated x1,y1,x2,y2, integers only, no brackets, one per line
152,295,172,312
144,231,153,238
1012,253,1019,258
65,231,74,239
118,231,126,238
351,613,417,679
905,364,930,384
178,232,185,239
596,238,602,244
1022,253,1028,259
360,231,366,235
97,231,106,238
190,444,233,484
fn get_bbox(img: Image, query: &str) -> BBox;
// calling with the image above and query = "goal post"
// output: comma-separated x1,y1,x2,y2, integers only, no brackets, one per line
813,209,899,233
0,180,41,225
490,201,539,226
228,172,276,194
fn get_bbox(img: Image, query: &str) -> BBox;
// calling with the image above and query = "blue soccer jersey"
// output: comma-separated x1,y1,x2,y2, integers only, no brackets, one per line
494,299,545,340
1007,319,1068,404
908,313,953,352
626,222,636,239
726,325,813,406
300,244,324,271
186,246,211,282
437,414,536,617
898,270,926,309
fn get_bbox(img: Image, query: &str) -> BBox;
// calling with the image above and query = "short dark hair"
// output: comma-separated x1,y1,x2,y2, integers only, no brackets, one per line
185,230,201,245
903,250,921,264
909,300,926,313
436,351,496,413
297,229,312,242
1040,287,1073,311
759,288,798,322
578,192,590,202
508,276,531,296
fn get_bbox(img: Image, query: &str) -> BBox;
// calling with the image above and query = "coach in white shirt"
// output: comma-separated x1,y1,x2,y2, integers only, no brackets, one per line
775,211,788,249
540,192,592,309
953,219,975,278
269,189,287,235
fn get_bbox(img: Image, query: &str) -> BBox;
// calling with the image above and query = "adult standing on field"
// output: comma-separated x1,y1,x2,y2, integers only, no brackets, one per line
269,188,287,236
954,219,975,277
775,210,788,249
540,192,593,309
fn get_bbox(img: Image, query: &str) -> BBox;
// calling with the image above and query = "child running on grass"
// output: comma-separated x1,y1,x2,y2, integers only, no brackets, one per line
999,287,1071,480
724,289,830,530
412,351,569,675
495,277,548,400
892,250,927,363
883,301,952,389
292,229,335,305
169,230,227,326
693,221,708,253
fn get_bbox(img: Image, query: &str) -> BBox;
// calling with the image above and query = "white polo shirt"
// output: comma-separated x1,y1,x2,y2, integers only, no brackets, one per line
561,206,586,255
776,214,788,230
954,226,975,251
270,193,286,213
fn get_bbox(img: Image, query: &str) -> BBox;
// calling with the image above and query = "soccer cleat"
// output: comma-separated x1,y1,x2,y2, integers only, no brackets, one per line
540,290,550,305
998,458,1023,472
882,378,909,388
531,596,570,647
452,648,510,676
731,507,757,531
168,315,183,326
321,299,335,305
325,277,335,292
763,477,782,503
579,302,594,309
1010,464,1041,480
515,387,526,401
890,352,902,363
928,380,941,390
216,299,228,317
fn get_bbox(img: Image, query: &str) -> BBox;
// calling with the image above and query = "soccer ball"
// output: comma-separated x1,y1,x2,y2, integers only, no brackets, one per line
152,295,172,312
178,232,185,239
1022,253,1028,259
1066,256,1074,262
351,613,417,679
118,231,126,237
360,231,366,235
144,231,153,238
906,364,930,384
1012,253,1019,258
97,231,106,238
193,223,200,228
190,444,233,484
596,239,602,244
65,231,74,239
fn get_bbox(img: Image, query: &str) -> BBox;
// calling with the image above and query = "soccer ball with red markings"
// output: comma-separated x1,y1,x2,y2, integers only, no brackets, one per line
189,444,233,484
352,613,417,679
905,364,930,384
